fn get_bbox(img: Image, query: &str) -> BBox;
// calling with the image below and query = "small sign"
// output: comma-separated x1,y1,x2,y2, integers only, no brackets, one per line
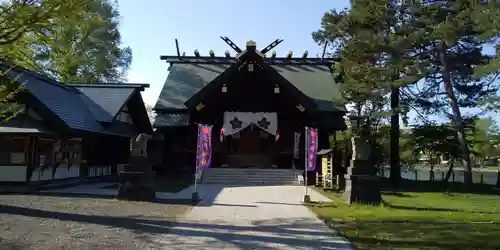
293,132,301,159
39,155,45,167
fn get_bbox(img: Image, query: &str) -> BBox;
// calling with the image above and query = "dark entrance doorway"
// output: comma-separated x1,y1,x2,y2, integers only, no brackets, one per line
227,124,274,168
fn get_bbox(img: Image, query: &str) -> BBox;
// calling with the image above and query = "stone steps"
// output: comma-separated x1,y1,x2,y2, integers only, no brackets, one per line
201,168,303,185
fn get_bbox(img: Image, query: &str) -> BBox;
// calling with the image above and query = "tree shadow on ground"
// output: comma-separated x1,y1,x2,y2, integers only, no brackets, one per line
380,200,500,215
30,192,198,205
334,221,500,250
380,178,500,195
0,204,355,250
380,191,413,198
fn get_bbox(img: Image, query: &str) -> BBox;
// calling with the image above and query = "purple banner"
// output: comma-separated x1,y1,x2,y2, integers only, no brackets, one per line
306,127,318,171
196,125,213,169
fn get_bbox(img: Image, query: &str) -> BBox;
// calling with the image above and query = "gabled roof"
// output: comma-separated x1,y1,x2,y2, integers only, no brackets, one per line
2,65,151,137
153,112,189,128
154,63,230,110
69,84,140,122
154,56,345,112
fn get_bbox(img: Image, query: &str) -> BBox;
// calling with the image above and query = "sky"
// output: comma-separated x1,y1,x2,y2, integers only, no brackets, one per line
118,0,350,106
117,0,498,125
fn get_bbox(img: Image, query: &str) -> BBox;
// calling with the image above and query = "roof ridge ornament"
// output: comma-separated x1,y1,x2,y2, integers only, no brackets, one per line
260,39,284,55
220,36,243,53
221,37,283,59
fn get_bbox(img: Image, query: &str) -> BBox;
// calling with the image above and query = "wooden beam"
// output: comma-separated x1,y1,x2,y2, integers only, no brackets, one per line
220,36,243,53
175,39,181,58
159,55,339,65
260,39,284,55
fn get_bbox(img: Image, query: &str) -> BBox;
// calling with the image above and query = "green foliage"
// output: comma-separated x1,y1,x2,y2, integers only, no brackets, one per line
0,0,131,119
0,0,89,119
472,0,500,77
468,117,500,159
313,0,427,122
402,117,500,164
402,1,500,117
3,0,132,83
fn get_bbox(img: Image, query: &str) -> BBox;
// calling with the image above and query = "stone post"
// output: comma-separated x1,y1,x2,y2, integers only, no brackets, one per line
344,117,381,205
117,133,156,201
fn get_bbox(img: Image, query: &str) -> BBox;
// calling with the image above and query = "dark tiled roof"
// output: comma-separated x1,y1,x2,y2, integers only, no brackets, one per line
154,63,230,110
4,66,147,137
71,86,135,122
153,113,189,128
270,64,345,111
154,57,345,112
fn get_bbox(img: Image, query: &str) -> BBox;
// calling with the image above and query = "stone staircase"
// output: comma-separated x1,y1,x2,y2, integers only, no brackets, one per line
200,168,303,185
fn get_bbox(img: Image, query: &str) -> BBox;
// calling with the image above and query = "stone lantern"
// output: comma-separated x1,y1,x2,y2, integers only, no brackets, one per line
344,115,382,205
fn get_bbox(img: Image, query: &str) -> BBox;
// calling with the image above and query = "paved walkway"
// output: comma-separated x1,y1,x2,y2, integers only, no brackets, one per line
157,184,356,249
37,183,356,249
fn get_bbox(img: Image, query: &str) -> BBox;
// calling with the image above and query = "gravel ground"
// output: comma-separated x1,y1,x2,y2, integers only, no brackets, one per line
0,194,192,250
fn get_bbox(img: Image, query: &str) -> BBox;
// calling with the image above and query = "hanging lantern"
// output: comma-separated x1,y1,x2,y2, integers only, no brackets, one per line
222,84,227,93
274,84,280,94
220,128,225,142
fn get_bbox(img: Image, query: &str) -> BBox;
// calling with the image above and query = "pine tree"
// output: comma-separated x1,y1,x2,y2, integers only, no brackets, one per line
313,0,427,181
407,0,500,185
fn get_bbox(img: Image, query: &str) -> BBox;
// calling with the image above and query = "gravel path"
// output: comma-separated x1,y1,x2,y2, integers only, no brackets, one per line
0,194,192,250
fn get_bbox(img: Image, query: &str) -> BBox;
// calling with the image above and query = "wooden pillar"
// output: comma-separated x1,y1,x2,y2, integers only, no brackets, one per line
25,136,37,182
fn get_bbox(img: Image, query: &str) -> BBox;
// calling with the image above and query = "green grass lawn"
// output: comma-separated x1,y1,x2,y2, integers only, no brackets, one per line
309,182,500,250
101,174,193,193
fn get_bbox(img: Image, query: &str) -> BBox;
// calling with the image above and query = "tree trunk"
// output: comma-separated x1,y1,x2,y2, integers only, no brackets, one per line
390,87,401,182
438,42,473,185
443,158,455,183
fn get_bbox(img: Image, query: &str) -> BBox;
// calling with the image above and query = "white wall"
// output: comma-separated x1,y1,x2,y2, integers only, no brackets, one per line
0,165,27,182
30,165,80,182
87,165,113,177
0,165,117,182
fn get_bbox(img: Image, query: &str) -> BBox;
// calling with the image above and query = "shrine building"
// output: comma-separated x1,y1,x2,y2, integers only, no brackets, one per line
153,38,347,172
0,64,152,185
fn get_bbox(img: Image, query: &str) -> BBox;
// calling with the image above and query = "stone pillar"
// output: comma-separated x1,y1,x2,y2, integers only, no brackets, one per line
117,155,156,201
344,135,381,205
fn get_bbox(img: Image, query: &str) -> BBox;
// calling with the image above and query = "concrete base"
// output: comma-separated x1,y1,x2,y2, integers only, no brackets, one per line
344,174,381,205
191,192,201,202
303,194,311,203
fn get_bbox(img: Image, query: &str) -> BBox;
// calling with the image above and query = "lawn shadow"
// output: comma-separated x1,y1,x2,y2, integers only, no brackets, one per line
379,178,500,196
381,191,413,198
335,221,500,250
0,204,356,250
381,200,500,215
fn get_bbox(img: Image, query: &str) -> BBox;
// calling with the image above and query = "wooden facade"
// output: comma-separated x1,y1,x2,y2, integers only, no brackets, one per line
153,39,347,173
0,66,152,183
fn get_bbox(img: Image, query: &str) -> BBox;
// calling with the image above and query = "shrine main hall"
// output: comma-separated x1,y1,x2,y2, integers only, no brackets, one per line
152,39,346,172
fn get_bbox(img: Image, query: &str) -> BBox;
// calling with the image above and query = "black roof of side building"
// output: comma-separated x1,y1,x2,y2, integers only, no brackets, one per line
1,65,152,137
